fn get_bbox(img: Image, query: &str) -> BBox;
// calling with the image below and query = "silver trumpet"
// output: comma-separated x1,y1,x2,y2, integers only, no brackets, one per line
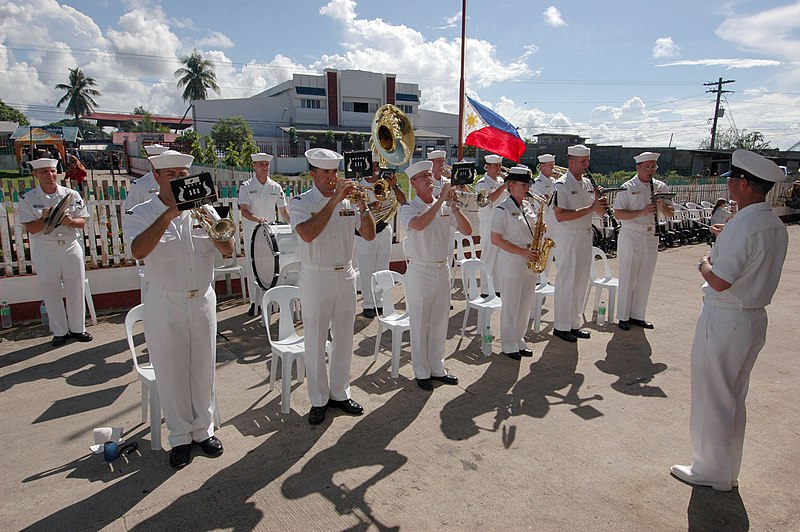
192,204,236,242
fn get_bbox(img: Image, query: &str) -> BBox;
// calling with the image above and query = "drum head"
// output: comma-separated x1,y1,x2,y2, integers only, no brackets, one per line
251,223,280,290
43,194,74,235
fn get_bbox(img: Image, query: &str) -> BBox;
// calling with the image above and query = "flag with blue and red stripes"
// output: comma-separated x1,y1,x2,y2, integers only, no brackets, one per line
462,96,526,163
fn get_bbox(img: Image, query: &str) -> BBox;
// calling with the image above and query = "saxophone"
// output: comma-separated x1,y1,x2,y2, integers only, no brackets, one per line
526,193,555,273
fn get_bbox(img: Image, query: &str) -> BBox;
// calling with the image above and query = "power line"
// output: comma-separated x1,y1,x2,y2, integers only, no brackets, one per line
704,78,735,150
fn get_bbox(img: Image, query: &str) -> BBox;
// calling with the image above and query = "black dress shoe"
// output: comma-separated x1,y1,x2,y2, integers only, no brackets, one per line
416,378,433,391
361,308,376,319
169,444,192,469
553,329,578,343
51,334,70,347
431,374,459,385
618,320,631,331
629,318,654,329
69,331,93,342
247,304,256,316
196,436,223,456
376,307,383,315
309,406,327,425
519,348,533,357
328,398,364,415
504,351,522,360
570,329,591,339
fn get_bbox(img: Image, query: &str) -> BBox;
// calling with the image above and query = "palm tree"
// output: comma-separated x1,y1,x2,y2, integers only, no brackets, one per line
55,67,101,124
174,50,221,103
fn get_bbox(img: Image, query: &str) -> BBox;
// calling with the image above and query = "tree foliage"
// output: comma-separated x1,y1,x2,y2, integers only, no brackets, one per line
209,116,258,166
174,50,221,103
55,67,101,123
700,128,772,152
0,99,29,125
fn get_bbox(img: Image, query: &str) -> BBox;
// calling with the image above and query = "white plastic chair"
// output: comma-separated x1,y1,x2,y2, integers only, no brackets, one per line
125,304,220,450
459,259,502,356
262,285,307,414
371,270,410,378
530,256,556,334
453,231,478,292
214,252,247,303
583,247,618,323
59,278,96,326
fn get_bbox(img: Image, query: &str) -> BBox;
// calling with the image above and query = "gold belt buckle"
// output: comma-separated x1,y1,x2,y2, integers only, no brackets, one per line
334,265,345,272
188,290,198,299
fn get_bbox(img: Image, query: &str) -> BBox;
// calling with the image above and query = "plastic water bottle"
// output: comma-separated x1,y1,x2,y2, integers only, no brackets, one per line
40,301,49,329
482,322,493,344
597,299,607,326
1,300,12,329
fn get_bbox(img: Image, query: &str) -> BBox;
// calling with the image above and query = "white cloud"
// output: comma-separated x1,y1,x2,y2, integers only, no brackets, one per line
543,6,566,28
716,2,800,60
652,37,680,58
433,12,461,30
656,58,782,69
194,31,234,49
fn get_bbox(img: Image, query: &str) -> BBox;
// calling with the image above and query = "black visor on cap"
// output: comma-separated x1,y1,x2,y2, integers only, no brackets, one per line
724,165,758,181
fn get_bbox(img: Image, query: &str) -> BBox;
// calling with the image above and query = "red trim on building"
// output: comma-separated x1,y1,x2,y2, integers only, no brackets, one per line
386,76,396,105
327,72,339,127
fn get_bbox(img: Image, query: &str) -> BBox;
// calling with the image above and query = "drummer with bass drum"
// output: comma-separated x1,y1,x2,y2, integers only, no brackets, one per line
238,153,290,316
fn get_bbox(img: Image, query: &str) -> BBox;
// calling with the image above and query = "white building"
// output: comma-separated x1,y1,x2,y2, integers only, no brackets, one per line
193,69,458,171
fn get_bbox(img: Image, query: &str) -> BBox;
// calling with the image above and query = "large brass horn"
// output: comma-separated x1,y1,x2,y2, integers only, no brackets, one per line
371,104,415,167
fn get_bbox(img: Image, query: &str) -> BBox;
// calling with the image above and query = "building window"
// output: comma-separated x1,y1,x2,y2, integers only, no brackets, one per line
399,104,413,114
301,99,321,109
342,101,375,113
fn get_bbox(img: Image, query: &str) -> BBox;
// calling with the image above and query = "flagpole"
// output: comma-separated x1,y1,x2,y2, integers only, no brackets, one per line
457,0,467,161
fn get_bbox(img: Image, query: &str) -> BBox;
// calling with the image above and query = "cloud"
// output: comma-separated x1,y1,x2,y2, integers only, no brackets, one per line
656,58,782,69
194,31,234,49
543,6,566,27
652,37,680,58
433,12,461,30
716,2,800,60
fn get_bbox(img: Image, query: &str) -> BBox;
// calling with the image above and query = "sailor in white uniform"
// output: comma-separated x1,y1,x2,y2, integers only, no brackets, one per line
124,144,167,211
529,153,558,240
613,152,673,330
400,161,472,391
671,149,788,492
19,158,92,347
551,145,608,342
473,153,508,280
427,149,450,196
124,150,234,469
238,152,290,315
290,148,375,425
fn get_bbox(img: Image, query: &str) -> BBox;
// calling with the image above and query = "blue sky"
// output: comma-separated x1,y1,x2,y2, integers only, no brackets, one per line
2,0,799,149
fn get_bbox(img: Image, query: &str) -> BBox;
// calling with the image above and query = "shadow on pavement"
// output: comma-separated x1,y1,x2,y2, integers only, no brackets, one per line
595,327,669,397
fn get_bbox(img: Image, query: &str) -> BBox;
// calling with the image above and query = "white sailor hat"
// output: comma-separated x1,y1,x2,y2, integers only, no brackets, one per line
722,149,785,183
506,165,532,183
537,154,555,163
144,144,168,156
407,160,433,179
634,152,660,164
567,144,591,157
427,150,446,160
251,152,274,163
149,150,194,170
305,148,343,170
29,158,58,169
485,154,503,164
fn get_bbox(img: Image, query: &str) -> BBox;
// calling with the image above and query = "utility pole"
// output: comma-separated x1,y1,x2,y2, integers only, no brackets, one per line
704,77,735,150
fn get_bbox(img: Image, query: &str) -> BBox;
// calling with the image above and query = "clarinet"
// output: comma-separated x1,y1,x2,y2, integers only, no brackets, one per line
585,171,619,232
648,178,659,233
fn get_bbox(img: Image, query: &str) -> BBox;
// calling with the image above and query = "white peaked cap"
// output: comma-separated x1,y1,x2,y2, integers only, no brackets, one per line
30,158,58,169
144,144,168,156
427,150,446,160
726,149,785,183
485,154,503,164
149,150,194,170
305,148,343,170
406,161,433,178
634,152,660,164
251,153,274,162
567,144,591,157
537,154,555,163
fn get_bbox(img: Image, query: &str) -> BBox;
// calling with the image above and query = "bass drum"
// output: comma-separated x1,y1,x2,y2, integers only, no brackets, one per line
250,223,300,290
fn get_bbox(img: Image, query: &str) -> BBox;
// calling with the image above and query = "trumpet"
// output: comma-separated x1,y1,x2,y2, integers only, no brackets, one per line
451,188,490,208
191,204,236,242
442,164,452,179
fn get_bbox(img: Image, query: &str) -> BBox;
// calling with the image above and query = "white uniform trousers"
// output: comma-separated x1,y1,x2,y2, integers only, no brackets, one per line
498,254,537,353
553,229,592,331
299,267,357,407
355,227,392,310
32,240,86,336
616,227,658,322
144,286,217,448
689,300,768,485
406,261,451,379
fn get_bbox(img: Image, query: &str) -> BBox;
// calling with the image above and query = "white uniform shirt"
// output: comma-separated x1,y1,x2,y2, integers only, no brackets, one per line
474,174,506,219
432,176,451,197
124,172,159,210
491,196,536,249
530,173,555,200
123,198,218,292
400,196,458,262
289,186,363,266
613,177,671,228
19,185,88,244
238,176,287,223
552,171,595,230
703,202,788,308
709,207,732,226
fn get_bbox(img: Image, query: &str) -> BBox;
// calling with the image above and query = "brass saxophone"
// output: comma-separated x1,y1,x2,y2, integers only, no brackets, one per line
526,193,555,273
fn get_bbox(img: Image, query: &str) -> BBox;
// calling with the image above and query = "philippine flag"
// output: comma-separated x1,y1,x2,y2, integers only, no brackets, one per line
463,96,526,163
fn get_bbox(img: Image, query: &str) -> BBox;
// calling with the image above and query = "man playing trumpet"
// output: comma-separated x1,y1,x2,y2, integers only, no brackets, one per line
474,153,509,279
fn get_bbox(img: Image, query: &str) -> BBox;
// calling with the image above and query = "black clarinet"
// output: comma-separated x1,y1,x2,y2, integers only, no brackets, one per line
648,178,659,232
585,171,619,232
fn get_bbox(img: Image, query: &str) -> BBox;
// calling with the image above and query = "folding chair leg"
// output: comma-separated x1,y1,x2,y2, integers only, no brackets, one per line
281,356,293,414
141,382,149,423
268,353,278,392
460,306,470,339
297,356,305,384
85,279,97,326
582,285,592,321
373,324,385,360
390,330,402,378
